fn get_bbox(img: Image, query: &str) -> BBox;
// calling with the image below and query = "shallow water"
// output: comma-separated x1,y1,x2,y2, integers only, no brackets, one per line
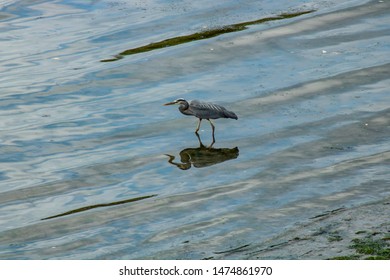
0,0,389,259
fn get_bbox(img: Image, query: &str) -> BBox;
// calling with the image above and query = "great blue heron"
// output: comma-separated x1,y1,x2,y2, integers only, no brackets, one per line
163,98,238,144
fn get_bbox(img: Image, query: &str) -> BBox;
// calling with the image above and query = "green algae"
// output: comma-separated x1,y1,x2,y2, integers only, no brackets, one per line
41,194,157,220
329,235,390,260
350,237,390,259
101,10,314,62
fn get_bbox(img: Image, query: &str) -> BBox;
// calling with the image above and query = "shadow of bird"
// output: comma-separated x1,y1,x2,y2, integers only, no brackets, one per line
165,133,239,170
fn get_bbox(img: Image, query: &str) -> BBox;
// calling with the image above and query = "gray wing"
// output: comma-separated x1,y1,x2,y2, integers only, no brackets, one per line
189,100,238,120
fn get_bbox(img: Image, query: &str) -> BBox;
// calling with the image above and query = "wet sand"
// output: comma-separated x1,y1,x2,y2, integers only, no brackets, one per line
214,195,390,259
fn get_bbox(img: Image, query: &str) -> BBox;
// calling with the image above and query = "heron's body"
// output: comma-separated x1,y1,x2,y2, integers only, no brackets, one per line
178,99,237,120
164,98,237,145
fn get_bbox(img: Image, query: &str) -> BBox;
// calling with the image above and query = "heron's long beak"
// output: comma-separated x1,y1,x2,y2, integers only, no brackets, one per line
163,101,177,106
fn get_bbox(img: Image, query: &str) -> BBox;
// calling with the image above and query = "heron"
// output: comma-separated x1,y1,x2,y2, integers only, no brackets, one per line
164,98,238,144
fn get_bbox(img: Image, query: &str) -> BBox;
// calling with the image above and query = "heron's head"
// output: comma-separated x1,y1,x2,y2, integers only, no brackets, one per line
163,98,187,106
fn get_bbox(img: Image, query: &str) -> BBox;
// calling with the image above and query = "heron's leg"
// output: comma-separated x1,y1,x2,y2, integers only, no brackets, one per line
195,132,205,148
195,118,202,133
208,119,215,134
208,119,216,147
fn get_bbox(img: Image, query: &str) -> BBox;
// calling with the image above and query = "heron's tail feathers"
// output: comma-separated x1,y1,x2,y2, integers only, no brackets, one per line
224,110,238,120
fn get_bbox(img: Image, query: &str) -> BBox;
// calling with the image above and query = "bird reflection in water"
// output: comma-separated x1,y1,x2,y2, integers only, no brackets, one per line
165,133,239,170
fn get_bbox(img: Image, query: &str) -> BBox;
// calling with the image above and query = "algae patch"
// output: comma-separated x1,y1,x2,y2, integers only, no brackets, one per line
41,194,157,220
351,237,390,259
330,235,390,260
101,10,314,62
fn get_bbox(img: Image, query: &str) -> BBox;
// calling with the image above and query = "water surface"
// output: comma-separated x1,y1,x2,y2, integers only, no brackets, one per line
0,0,389,259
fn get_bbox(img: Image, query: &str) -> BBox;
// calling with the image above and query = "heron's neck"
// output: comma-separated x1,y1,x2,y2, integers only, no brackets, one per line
178,102,189,113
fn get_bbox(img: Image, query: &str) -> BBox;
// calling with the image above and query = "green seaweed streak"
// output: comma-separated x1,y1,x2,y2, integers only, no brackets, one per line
41,194,157,220
101,10,314,62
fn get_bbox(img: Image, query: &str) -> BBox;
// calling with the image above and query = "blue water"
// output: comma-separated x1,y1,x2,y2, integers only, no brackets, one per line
0,0,389,259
